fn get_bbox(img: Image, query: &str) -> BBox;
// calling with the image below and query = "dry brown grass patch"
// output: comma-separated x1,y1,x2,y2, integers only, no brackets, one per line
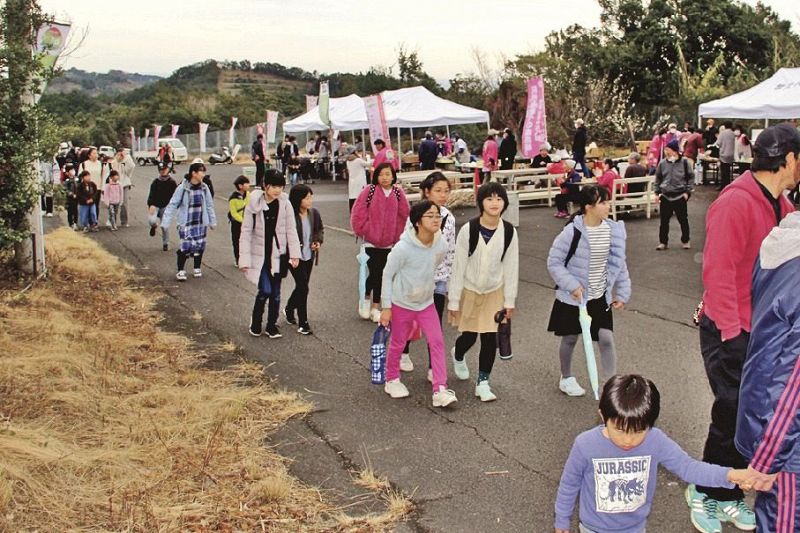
0,228,410,531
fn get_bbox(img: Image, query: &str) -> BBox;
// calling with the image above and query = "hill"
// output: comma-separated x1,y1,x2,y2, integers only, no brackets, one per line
46,67,161,97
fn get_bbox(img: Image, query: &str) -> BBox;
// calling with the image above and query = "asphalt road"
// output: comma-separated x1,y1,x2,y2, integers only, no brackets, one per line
61,162,746,533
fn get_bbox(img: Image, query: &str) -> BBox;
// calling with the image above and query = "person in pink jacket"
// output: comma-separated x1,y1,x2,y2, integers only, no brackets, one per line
482,131,499,181
239,170,302,339
372,139,400,171
102,170,124,231
350,162,410,322
647,128,666,174
596,158,620,196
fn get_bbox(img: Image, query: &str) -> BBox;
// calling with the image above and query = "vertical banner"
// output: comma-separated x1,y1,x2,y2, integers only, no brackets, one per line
136,137,141,152
34,22,71,99
144,128,150,150
266,110,279,143
318,81,330,126
170,124,179,138
229,117,238,147
306,95,318,112
363,94,391,154
129,127,135,150
153,124,162,150
521,76,548,158
198,122,209,152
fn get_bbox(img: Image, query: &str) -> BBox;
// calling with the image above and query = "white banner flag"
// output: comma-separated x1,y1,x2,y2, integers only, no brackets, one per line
153,124,162,150
171,124,180,138
306,95,318,112
363,94,391,154
144,128,150,150
129,127,135,151
229,117,238,147
266,110,279,144
198,122,209,153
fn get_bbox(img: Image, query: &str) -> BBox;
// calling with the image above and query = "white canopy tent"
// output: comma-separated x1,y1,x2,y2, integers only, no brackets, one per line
698,67,800,121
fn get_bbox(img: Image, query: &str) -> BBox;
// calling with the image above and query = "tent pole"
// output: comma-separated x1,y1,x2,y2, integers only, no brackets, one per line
697,113,702,129
446,125,450,139
410,128,415,152
486,120,491,132
765,118,770,127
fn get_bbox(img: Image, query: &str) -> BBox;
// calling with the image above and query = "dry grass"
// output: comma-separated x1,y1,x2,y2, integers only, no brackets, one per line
0,227,411,531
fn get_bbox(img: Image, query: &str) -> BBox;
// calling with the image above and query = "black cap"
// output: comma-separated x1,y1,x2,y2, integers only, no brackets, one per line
753,123,800,158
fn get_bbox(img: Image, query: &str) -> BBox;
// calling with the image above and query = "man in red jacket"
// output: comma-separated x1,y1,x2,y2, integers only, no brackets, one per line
686,123,800,533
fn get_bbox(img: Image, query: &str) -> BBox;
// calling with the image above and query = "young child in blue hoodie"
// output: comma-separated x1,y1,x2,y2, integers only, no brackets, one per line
555,374,749,533
379,200,457,408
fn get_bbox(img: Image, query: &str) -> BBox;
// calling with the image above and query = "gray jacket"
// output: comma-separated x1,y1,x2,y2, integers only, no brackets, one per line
655,157,694,199
718,129,736,164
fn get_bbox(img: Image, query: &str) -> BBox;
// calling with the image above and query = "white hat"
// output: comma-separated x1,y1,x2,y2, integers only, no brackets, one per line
192,157,204,164
564,159,576,169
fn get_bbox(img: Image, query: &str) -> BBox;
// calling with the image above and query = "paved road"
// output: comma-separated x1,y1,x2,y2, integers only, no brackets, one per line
67,162,746,532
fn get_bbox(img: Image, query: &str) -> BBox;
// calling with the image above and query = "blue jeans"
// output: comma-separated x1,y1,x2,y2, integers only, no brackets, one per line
574,153,590,178
79,204,97,227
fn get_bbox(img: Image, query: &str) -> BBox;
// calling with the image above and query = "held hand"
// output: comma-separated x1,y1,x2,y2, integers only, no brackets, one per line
655,194,661,204
289,258,300,268
239,266,248,273
571,286,583,302
448,310,461,324
611,300,625,311
379,309,392,328
311,242,321,251
504,308,514,319
739,466,779,492
683,193,689,201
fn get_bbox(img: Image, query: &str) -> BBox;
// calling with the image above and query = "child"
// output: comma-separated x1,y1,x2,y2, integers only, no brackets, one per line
287,153,301,187
555,374,749,533
76,170,98,232
284,184,324,335
350,163,410,322
448,182,519,402
102,170,123,231
400,172,456,381
160,162,217,281
547,185,630,397
239,169,301,339
63,164,79,229
147,162,178,251
379,200,457,408
554,160,583,219
228,175,250,267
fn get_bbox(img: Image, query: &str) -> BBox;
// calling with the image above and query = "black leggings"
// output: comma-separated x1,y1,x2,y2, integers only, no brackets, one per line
286,258,314,324
365,248,390,303
177,250,203,271
454,331,497,375
403,292,446,367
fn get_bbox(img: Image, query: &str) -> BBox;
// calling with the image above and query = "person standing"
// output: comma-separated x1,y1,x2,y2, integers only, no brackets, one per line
703,118,718,149
346,149,369,212
76,170,98,232
102,171,123,231
63,164,79,229
282,135,299,180
228,175,250,267
453,133,470,164
686,123,799,533
79,147,104,221
498,128,517,170
572,118,590,178
147,162,178,251
736,210,800,533
252,134,266,187
718,122,736,190
371,139,400,171
481,130,499,182
655,139,694,251
418,131,438,171
110,147,136,227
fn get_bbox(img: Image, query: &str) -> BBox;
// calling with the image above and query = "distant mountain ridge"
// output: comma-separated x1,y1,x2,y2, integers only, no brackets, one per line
46,68,162,97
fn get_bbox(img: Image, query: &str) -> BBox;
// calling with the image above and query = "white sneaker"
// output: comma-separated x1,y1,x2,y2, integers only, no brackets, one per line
451,347,469,381
358,299,371,320
400,352,414,372
384,379,409,399
427,369,433,383
176,270,187,281
432,386,458,408
369,308,381,323
475,380,497,402
192,268,202,278
559,376,586,397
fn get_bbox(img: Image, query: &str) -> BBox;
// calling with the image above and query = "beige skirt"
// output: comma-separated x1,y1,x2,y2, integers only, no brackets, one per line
452,287,504,333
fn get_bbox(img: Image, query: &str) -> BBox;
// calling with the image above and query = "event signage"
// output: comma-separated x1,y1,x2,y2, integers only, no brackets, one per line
34,22,70,99
229,117,238,147
198,123,209,152
521,76,548,158
266,110,279,143
171,124,179,138
319,82,330,126
363,94,391,154
306,95,318,112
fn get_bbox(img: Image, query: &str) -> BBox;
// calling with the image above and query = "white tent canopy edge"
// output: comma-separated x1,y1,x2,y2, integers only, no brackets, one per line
698,67,800,124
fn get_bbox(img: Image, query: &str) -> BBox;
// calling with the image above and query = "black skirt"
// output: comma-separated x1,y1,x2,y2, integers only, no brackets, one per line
547,297,613,341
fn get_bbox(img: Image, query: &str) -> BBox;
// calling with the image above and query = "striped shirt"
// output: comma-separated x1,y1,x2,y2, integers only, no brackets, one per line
586,221,611,300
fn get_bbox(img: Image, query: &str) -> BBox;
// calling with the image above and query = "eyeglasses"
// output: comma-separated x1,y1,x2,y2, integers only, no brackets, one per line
422,214,442,220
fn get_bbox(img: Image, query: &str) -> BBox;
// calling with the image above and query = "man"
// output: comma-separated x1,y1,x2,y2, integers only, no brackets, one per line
452,133,470,164
110,147,136,227
252,134,266,187
572,118,589,178
718,122,736,190
623,152,648,193
654,140,693,251
686,123,799,533
372,138,399,171
418,131,438,170
146,162,178,251
498,128,517,170
703,118,718,148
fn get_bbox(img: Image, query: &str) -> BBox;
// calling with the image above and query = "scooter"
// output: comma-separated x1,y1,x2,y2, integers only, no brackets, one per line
208,146,232,165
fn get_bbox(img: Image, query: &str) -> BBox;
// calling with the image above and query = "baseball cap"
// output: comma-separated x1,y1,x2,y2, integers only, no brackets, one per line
753,123,800,158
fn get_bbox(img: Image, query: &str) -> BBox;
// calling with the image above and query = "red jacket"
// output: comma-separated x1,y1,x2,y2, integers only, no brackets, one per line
702,172,794,340
350,184,409,248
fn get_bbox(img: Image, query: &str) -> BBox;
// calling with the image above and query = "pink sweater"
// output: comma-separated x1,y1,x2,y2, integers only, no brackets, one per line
702,172,794,340
103,182,123,205
597,170,618,194
482,139,499,171
350,184,409,248
373,147,400,171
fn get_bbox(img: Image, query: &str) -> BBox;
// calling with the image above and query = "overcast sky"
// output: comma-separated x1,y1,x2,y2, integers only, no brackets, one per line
40,0,800,81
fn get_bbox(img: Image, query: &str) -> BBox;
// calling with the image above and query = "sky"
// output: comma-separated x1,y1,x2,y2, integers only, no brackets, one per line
40,0,800,81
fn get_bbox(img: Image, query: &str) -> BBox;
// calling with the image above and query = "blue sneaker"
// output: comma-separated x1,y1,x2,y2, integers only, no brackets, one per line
685,484,722,533
717,499,756,531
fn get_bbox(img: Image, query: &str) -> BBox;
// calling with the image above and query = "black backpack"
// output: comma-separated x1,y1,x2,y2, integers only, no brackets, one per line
554,224,582,289
467,217,515,261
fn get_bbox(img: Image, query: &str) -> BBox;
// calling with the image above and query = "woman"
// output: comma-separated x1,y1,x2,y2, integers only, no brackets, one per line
79,147,104,220
346,149,369,212
596,158,619,196
481,131,499,182
160,162,217,281
498,128,517,170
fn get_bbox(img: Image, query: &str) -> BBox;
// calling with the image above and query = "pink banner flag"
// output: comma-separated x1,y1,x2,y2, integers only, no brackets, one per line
521,76,548,158
306,95,318,112
266,110,279,144
171,124,179,138
198,122,209,152
143,128,150,150
153,124,162,150
363,94,391,154
229,117,238,148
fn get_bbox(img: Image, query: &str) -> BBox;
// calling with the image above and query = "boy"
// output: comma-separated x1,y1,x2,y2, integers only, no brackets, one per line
63,164,79,229
147,162,178,251
228,175,250,267
76,170,98,232
555,375,748,533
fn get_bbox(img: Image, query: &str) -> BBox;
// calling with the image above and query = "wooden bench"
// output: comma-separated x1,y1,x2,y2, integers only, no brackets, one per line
514,174,563,207
609,175,657,220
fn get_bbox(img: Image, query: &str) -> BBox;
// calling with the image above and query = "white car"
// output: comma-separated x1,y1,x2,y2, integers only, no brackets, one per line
98,145,116,159
134,138,189,166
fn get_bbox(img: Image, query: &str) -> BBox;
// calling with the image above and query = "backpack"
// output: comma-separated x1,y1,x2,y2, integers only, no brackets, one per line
467,217,514,261
365,184,401,206
554,224,583,289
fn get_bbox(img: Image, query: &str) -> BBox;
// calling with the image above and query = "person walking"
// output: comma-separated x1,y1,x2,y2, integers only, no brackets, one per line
418,131,438,171
346,149,369,212
110,147,136,227
76,170,99,232
228,175,250,267
572,119,590,178
686,123,800,533
159,162,217,281
147,162,179,251
79,147,104,221
655,139,694,250
63,164,79,229
481,130,499,182
498,128,517,170
252,134,266,187
718,122,736,190
102,170,123,231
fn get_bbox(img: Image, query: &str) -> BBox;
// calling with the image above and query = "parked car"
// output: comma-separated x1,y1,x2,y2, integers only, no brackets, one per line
134,138,189,166
98,145,116,159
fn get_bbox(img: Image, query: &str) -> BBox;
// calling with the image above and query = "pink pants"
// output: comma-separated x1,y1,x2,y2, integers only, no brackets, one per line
386,303,447,392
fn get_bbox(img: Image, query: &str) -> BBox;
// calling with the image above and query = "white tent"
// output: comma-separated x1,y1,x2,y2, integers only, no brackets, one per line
698,67,800,120
283,86,490,132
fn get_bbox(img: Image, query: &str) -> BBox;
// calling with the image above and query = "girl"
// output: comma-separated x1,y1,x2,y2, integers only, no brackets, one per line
284,184,324,335
546,185,631,397
350,163,410,322
596,158,619,196
400,172,456,380
76,170,98,232
160,162,217,281
448,182,519,402
379,200,457,408
239,170,301,339
481,131,499,182
102,170,123,231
